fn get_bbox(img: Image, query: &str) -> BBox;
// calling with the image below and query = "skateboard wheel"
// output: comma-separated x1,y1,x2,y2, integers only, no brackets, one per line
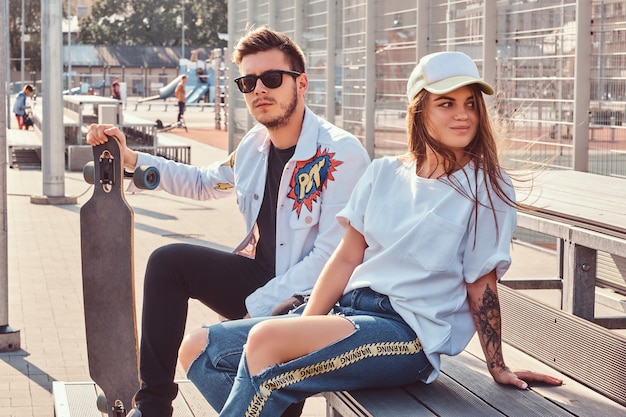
83,161,95,185
133,165,160,190
96,393,108,413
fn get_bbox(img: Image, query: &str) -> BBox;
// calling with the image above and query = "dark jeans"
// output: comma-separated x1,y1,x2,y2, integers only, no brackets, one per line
133,243,273,417
177,102,186,122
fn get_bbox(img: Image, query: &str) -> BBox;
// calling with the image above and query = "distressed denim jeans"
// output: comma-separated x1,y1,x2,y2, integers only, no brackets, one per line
187,288,432,416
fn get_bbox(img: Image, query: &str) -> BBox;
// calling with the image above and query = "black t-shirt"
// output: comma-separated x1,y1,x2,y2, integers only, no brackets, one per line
254,143,296,276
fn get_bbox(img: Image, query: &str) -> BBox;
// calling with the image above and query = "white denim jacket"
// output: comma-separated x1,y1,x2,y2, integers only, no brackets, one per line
134,107,371,316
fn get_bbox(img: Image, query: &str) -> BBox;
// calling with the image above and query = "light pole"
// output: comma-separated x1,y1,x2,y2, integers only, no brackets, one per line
20,0,25,87
67,0,72,90
181,0,185,59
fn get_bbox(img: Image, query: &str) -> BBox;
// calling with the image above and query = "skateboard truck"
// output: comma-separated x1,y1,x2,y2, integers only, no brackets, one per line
97,394,128,417
112,400,127,417
99,151,115,187
83,153,160,191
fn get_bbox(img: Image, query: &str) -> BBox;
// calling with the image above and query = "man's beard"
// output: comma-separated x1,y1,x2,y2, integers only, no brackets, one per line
259,88,298,130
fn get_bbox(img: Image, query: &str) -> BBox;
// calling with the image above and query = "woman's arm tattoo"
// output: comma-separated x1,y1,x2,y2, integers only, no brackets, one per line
471,284,507,372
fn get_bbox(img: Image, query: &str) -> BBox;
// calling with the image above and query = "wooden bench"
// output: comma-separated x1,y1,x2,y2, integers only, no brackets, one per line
325,340,624,416
325,169,626,416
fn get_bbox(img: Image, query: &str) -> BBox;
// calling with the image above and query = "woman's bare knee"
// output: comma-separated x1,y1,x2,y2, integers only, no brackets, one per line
245,321,285,375
245,317,354,375
178,328,208,372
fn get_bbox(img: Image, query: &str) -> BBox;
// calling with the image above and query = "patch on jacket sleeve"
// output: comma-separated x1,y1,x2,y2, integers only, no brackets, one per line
287,146,343,216
220,151,237,168
214,183,233,190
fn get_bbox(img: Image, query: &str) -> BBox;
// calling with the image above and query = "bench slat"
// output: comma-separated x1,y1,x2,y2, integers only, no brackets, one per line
177,380,218,416
442,354,573,417
403,377,504,417
325,388,436,417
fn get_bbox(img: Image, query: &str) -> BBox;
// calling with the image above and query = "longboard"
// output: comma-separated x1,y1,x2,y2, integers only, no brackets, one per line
80,136,159,416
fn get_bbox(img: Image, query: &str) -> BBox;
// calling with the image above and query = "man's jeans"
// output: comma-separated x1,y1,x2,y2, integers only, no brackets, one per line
187,288,432,416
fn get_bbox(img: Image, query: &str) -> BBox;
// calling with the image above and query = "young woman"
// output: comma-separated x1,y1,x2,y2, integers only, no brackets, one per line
178,51,563,417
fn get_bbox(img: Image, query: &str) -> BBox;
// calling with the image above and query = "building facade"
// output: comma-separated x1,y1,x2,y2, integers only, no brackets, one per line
226,0,626,178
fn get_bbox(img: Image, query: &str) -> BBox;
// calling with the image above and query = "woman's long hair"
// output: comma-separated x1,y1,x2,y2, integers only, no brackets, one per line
404,84,521,241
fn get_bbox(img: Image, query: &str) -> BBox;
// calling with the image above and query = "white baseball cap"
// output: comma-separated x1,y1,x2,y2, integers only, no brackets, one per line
407,51,494,101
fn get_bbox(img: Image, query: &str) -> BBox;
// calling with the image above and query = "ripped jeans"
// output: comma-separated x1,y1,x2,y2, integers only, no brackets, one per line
186,288,432,416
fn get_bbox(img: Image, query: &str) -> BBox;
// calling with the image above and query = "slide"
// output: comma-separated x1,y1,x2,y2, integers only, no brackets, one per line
186,83,210,104
138,75,184,103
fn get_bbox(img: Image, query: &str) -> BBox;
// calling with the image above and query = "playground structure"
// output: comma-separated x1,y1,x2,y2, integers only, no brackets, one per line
139,49,220,105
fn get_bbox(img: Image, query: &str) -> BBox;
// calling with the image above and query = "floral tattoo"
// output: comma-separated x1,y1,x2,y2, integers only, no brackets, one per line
472,284,508,372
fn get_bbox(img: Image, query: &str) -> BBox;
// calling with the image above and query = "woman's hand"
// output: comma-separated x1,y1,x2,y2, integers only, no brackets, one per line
491,366,563,389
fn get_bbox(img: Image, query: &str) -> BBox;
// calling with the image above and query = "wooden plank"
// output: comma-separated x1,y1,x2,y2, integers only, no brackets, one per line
441,355,573,417
463,336,626,417
177,379,219,417
325,391,373,417
325,388,436,417
403,378,504,417
514,170,626,235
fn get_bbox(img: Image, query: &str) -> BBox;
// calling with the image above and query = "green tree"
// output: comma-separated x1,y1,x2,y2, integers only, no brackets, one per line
78,0,227,49
75,0,127,45
8,0,42,73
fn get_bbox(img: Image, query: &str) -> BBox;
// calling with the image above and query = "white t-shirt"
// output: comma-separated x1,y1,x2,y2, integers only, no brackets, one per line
336,156,517,383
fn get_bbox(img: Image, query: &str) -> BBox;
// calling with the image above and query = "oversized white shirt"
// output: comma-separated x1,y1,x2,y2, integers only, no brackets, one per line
134,107,370,317
336,156,517,383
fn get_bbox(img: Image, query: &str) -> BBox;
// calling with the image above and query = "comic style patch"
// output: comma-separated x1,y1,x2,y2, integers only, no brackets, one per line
287,147,343,216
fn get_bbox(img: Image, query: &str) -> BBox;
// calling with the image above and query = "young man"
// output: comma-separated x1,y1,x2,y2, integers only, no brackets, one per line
86,27,370,417
175,74,187,126
13,84,34,129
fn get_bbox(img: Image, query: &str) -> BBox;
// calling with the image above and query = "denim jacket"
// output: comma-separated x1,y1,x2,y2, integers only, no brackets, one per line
134,107,370,316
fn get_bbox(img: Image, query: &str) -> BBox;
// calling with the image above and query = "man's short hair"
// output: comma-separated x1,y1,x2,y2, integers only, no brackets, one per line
232,27,306,74
24,84,34,93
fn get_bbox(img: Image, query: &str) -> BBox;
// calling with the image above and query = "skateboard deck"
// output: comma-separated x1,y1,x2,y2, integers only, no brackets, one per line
80,137,159,416
156,117,188,133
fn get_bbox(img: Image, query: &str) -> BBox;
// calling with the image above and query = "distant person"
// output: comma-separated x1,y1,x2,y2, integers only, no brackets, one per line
205,64,216,103
111,77,122,100
175,75,187,127
13,84,34,130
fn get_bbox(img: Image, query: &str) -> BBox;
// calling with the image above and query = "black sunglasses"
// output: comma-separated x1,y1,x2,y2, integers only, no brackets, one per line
234,70,301,93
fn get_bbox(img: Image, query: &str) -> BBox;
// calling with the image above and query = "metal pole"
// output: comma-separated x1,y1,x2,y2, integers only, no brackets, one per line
326,0,337,123
40,0,66,197
364,0,375,159
5,0,10,129
67,0,72,90
227,0,237,152
482,0,497,87
0,0,20,352
573,0,592,172
20,0,25,87
181,0,185,59
416,0,429,60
